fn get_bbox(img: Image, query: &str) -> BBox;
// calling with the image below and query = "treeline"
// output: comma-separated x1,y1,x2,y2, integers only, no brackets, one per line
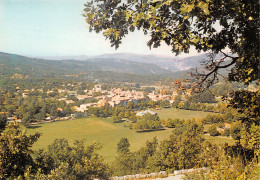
88,100,170,119
172,91,227,113
0,77,96,92
0,92,73,126
16,97,73,126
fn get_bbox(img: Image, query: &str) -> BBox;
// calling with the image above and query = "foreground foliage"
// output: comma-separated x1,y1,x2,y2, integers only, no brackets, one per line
112,120,259,179
0,123,110,179
0,118,259,179
0,123,40,179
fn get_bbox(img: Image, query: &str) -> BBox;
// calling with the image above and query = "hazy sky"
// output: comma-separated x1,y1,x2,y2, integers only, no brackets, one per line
0,0,200,57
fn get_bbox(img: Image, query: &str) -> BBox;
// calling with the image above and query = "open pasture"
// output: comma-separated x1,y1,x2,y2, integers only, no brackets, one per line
26,109,234,162
27,117,172,162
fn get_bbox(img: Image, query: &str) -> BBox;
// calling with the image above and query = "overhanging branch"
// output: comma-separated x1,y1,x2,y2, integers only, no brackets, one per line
192,52,239,92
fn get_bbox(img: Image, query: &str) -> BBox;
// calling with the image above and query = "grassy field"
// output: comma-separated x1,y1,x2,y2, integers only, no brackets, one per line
26,117,173,162
154,107,217,120
25,108,233,163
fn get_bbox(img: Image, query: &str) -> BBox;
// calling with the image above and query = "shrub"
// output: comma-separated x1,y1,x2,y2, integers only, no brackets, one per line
208,125,219,136
230,121,242,140
111,116,120,123
218,123,225,129
223,128,230,137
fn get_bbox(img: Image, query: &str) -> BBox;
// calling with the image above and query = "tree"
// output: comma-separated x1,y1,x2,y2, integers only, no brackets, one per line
178,102,184,109
113,137,158,176
160,100,171,108
0,122,41,178
223,128,230,137
84,0,259,89
117,138,130,154
35,139,110,179
189,91,217,103
183,100,190,110
111,115,120,123
229,90,260,126
0,114,7,132
153,121,204,171
22,112,32,127
230,121,242,140
208,124,219,136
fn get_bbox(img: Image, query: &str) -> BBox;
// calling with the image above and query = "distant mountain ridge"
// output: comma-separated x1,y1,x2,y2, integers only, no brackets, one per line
1,51,232,85
0,52,175,78
37,53,208,71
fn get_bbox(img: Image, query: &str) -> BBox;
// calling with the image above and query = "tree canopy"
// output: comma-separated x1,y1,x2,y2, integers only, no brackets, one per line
83,0,259,88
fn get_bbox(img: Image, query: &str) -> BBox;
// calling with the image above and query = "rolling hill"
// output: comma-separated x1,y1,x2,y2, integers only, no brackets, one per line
0,52,174,78
38,53,208,71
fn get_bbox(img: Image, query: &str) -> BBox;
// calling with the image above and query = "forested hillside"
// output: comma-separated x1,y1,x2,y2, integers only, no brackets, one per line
0,52,174,77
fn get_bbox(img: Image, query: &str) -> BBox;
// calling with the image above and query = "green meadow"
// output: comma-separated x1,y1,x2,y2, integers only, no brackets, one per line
26,109,235,162
26,117,172,162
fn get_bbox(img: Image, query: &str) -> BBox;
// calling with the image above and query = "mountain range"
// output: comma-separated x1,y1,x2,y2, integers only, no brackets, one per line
0,52,175,78
0,52,212,82
1,51,231,85
36,53,208,72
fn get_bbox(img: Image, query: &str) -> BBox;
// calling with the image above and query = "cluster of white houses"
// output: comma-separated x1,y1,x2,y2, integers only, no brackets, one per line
73,85,182,112
76,88,147,112
20,85,191,114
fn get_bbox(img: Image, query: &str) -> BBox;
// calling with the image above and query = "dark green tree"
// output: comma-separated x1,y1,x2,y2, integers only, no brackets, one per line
0,123,41,179
0,114,7,132
117,138,130,154
230,121,242,140
208,124,219,136
22,112,32,127
160,100,171,108
229,90,260,126
111,115,120,123
223,128,230,137
35,138,110,179
189,91,217,103
153,121,204,171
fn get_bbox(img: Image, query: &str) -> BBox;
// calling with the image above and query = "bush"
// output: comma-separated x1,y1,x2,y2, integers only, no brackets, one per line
160,100,171,108
218,123,225,129
117,138,130,154
111,116,120,123
223,128,230,137
208,125,219,136
230,121,242,140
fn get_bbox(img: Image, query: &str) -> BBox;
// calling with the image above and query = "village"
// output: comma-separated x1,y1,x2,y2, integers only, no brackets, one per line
72,84,183,113
4,83,192,124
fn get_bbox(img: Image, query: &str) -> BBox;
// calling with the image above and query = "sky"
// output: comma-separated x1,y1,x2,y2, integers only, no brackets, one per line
0,0,200,57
